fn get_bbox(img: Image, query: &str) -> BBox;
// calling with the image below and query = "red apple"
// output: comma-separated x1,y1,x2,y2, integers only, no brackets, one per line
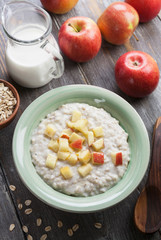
97,2,139,45
115,51,160,98
111,152,123,166
70,139,83,149
40,0,79,14
125,0,161,22
92,152,104,165
58,17,102,62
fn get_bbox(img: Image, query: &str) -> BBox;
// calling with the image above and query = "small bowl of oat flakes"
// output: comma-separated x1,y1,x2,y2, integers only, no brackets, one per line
0,79,20,129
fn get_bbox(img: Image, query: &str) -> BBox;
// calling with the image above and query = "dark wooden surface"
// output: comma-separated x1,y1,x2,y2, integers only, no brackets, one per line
134,117,161,234
0,0,161,239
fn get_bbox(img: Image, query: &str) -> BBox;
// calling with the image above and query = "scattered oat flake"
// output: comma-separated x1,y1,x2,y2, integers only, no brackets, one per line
9,224,15,231
18,203,23,210
36,218,42,226
67,228,73,237
22,225,28,233
25,208,32,215
57,220,63,228
72,224,79,232
94,222,102,229
45,226,51,232
25,200,32,206
27,234,33,240
9,185,16,191
40,234,47,240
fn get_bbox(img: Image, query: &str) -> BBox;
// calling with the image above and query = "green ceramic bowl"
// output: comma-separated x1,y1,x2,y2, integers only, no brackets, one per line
12,85,150,212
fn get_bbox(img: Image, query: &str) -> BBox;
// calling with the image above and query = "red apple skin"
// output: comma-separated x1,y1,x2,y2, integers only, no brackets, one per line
70,139,83,149
115,152,123,166
125,0,161,22
92,152,104,164
40,0,79,14
58,17,102,62
115,51,160,98
61,134,70,139
97,2,139,45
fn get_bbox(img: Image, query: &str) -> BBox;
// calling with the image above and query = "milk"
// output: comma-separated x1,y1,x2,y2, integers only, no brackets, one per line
5,26,55,88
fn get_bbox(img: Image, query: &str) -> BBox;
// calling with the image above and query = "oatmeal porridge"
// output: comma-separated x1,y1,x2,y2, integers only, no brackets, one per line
30,103,130,197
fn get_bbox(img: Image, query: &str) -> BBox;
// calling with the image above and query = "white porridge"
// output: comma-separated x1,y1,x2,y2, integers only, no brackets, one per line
30,103,130,197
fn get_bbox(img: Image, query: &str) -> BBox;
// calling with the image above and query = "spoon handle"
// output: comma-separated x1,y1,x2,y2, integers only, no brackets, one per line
147,117,161,189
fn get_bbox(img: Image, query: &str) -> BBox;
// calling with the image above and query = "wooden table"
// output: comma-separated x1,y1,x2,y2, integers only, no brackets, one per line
0,0,161,239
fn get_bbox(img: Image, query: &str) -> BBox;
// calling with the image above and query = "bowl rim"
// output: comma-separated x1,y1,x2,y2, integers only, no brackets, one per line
12,85,150,212
0,79,20,128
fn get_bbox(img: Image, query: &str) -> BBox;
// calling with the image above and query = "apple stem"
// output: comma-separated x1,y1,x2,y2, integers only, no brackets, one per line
133,33,139,41
134,61,139,66
68,23,79,33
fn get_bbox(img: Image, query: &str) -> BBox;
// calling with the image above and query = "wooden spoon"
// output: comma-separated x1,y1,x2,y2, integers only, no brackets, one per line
134,117,161,233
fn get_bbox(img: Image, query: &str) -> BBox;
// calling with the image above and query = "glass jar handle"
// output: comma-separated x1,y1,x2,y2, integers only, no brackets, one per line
40,40,64,79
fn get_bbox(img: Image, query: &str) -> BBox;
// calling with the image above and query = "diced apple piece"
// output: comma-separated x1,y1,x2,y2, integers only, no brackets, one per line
44,124,56,138
67,153,78,165
92,126,104,137
92,152,104,165
70,139,83,150
78,163,92,177
57,151,70,161
48,139,59,153
63,128,73,135
59,138,69,152
71,110,82,122
81,126,89,135
73,119,88,133
92,138,104,151
69,132,84,143
78,149,91,164
111,152,123,166
45,154,57,169
66,121,75,129
86,131,94,146
68,146,74,153
60,128,73,139
60,166,73,179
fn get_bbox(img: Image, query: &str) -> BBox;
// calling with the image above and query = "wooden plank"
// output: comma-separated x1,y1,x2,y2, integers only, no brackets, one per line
0,166,25,240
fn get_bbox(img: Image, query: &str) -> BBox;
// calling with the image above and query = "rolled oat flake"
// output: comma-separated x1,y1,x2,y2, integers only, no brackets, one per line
9,224,15,231
94,222,102,229
72,224,79,232
40,234,47,240
67,228,73,237
22,225,28,233
9,185,16,191
36,218,42,226
45,226,52,232
25,208,32,215
27,234,33,240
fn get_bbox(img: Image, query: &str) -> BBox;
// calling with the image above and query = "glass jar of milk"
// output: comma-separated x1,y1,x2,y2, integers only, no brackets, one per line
2,1,64,88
